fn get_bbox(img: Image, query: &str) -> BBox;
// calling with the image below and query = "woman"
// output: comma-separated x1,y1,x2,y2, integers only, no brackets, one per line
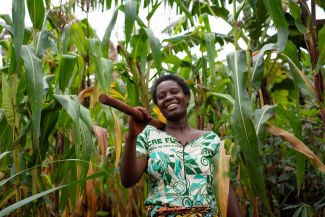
120,74,241,217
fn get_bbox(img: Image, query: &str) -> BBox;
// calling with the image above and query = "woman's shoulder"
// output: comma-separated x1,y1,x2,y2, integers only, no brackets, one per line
191,129,218,137
141,125,165,136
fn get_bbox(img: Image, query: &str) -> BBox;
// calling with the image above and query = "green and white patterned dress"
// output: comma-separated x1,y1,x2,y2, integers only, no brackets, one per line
136,125,221,217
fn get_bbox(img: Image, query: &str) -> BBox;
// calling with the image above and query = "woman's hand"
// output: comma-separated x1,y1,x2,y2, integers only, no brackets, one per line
120,107,151,188
128,106,152,138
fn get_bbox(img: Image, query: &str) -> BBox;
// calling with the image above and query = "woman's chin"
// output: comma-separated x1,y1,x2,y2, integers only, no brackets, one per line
164,112,186,121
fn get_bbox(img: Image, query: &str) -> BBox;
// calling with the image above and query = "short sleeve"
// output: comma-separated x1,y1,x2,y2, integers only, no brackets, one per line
211,133,221,156
135,128,148,157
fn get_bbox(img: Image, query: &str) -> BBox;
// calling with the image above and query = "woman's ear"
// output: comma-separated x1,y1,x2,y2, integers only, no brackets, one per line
186,96,190,106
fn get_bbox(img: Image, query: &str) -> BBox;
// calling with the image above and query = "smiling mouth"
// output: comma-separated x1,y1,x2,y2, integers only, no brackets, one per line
166,103,178,110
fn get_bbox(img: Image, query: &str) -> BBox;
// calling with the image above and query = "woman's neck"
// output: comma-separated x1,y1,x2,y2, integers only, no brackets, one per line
165,117,191,133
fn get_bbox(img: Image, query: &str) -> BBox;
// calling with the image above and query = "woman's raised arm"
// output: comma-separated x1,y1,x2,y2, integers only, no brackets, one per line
120,107,151,188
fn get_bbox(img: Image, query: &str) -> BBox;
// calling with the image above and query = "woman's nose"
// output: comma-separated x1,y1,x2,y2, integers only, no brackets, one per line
164,93,173,101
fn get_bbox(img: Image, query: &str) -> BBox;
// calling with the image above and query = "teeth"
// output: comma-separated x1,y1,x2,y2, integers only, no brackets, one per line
167,104,177,109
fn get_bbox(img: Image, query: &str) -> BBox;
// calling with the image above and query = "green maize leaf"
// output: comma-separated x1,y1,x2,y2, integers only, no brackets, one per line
282,41,311,97
0,23,13,37
289,0,307,33
71,119,93,197
0,159,96,188
68,159,78,210
59,166,70,210
0,38,9,51
199,14,211,33
0,170,108,217
16,70,27,104
102,6,120,58
39,105,59,161
21,45,44,148
88,39,102,58
275,106,305,194
144,28,162,72
254,104,276,146
80,105,92,129
123,75,139,106
135,14,147,28
35,12,56,58
296,151,306,195
0,151,11,161
125,0,137,44
162,55,182,66
70,22,87,57
58,54,77,92
0,188,16,209
61,24,71,53
283,41,301,69
317,25,325,71
12,119,31,149
201,56,208,87
280,53,316,98
8,44,17,75
98,58,113,93
79,118,93,178
88,39,113,93
12,0,25,68
131,29,149,74
227,50,273,215
54,95,80,122
161,16,185,34
234,1,247,20
204,33,216,84
0,116,13,151
263,0,288,51
289,0,302,19
70,54,85,92
0,14,13,26
248,0,268,44
252,43,276,90
174,0,193,25
80,19,95,38
27,0,45,30
146,1,162,21
163,34,191,43
1,74,18,128
72,121,82,168
206,92,235,106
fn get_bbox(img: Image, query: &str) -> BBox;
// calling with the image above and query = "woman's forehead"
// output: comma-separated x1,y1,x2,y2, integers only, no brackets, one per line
156,80,180,92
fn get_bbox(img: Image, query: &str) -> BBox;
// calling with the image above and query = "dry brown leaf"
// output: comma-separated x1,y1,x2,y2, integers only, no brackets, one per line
91,85,101,108
62,206,70,217
75,195,83,216
91,125,108,162
267,124,325,173
85,165,97,217
78,87,94,105
112,110,122,168
218,141,230,217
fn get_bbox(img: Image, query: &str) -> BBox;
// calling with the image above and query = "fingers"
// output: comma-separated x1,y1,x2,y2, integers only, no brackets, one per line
135,107,152,123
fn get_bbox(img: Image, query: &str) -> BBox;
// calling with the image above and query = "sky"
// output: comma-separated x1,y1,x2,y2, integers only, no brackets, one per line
1,0,325,62
0,0,235,62
0,1,232,40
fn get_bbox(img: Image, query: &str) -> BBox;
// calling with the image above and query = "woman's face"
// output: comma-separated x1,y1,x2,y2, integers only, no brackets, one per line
155,80,189,121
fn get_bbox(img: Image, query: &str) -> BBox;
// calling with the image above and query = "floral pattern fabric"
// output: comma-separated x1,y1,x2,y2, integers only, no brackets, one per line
136,125,221,217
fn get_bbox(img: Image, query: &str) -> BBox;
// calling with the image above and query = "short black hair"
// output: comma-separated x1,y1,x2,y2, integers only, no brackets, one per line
151,74,190,105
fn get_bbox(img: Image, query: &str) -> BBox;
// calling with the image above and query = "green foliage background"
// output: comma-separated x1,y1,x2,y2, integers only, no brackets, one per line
0,0,324,216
